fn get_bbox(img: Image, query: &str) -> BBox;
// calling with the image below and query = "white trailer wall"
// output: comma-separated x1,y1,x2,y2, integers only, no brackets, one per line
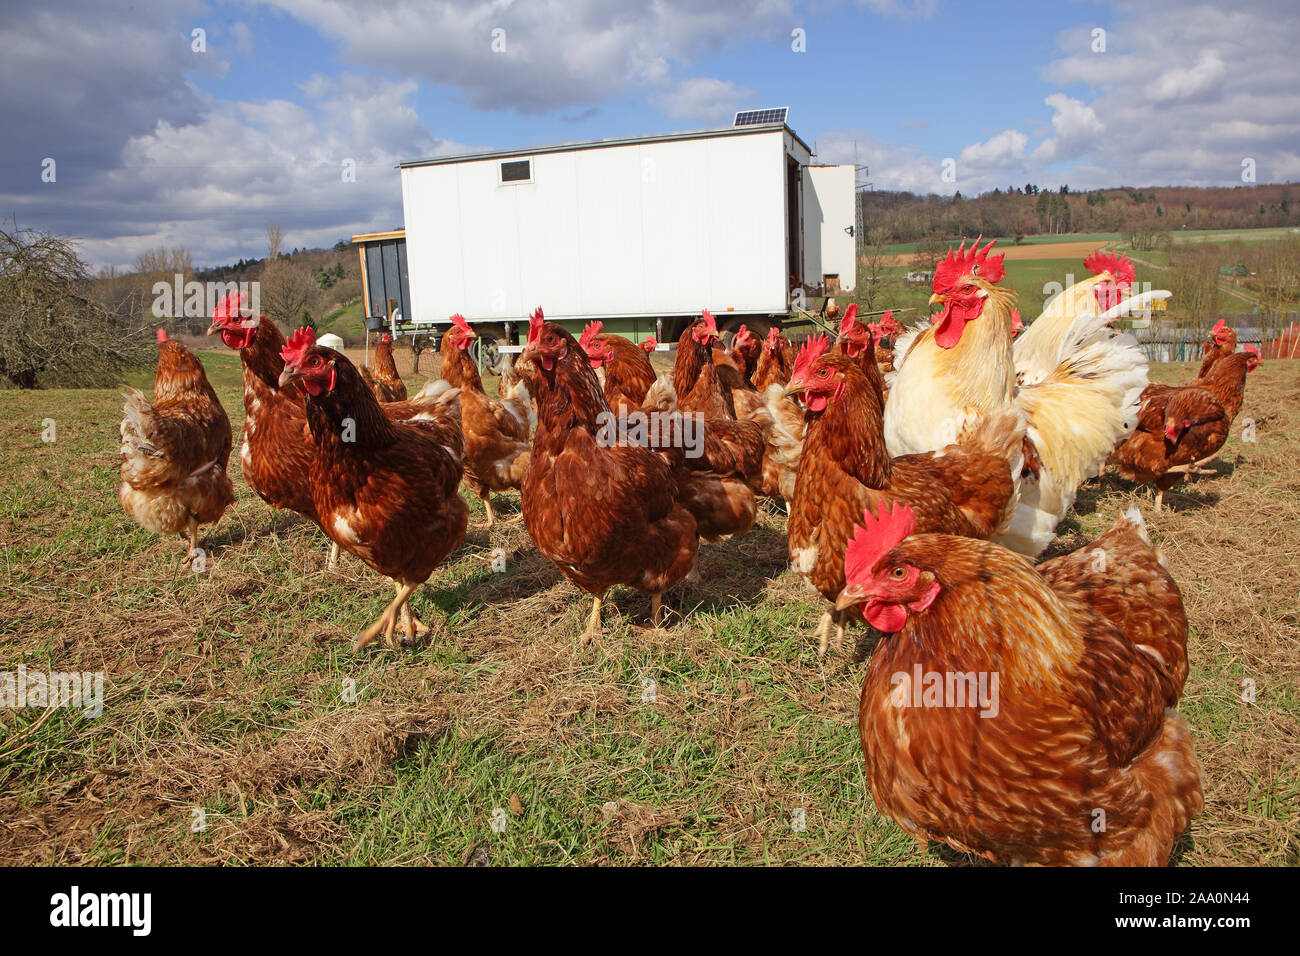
803,164,857,292
400,128,792,323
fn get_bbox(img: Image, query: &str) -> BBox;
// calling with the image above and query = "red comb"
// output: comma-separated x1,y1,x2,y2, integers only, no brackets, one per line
211,290,247,322
839,303,860,337
844,500,917,585
933,236,1005,293
280,326,317,367
879,310,900,335
791,333,832,383
700,309,717,333
527,307,545,346
1083,250,1135,287
1211,318,1228,335
156,328,168,342
380,332,391,342
579,320,603,350
766,327,779,345
450,313,471,334
642,336,657,352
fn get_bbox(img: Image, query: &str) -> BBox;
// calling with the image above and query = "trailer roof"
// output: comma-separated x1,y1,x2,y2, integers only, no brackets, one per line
398,122,812,169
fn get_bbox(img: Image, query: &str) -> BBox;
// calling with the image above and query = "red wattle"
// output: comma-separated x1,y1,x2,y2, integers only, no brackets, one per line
933,308,966,349
866,601,908,633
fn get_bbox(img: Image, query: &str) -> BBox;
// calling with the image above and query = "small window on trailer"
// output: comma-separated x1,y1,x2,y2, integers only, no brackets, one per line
499,159,532,184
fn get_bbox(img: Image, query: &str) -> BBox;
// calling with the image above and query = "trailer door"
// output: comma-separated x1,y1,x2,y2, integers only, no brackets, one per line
786,155,802,288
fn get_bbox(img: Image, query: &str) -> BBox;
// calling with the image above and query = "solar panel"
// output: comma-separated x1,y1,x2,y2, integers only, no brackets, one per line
734,108,788,127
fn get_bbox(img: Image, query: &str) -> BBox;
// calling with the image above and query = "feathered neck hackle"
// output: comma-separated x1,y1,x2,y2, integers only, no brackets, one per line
154,337,219,404
800,352,893,488
299,349,399,452
440,328,484,393
928,282,1018,406
869,535,1082,686
527,322,611,437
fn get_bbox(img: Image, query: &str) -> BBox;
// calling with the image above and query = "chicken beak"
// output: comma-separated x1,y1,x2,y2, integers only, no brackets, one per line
205,320,221,336
834,585,867,613
783,378,806,399
928,292,946,306
278,366,302,389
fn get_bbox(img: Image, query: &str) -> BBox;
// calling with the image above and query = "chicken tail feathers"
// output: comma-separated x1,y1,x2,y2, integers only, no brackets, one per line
1101,712,1204,866
641,374,678,414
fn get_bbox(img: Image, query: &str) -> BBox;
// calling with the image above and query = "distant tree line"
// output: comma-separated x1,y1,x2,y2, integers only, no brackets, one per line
859,183,1300,243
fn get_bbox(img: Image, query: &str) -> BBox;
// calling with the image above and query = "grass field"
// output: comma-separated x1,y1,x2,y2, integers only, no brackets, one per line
854,255,1171,324
1,351,1297,865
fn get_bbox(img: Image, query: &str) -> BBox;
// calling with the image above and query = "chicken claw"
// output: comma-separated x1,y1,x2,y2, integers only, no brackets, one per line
355,581,417,652
579,594,604,646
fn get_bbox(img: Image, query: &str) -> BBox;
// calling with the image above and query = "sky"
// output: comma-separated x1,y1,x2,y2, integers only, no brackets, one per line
1,0,1297,270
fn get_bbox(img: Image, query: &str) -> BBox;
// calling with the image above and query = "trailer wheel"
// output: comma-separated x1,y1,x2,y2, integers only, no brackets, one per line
473,330,503,375
718,316,773,346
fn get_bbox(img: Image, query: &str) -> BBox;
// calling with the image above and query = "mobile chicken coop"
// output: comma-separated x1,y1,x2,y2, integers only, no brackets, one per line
355,110,856,366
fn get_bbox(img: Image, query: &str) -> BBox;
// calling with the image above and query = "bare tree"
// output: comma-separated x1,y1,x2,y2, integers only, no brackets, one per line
1169,249,1221,325
266,222,284,261
135,246,193,277
259,258,318,328
858,225,892,311
0,225,151,388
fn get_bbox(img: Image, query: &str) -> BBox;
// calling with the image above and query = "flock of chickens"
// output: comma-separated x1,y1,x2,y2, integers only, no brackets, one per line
117,239,1262,867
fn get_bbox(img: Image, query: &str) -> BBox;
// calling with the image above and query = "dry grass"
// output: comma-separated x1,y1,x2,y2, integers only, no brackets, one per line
0,352,1295,865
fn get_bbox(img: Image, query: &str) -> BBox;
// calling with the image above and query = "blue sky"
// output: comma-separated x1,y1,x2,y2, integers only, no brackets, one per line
194,1,1108,166
1,0,1296,268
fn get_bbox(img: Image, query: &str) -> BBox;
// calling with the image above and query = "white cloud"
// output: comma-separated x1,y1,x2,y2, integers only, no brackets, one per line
650,78,753,123
264,0,796,114
74,75,470,268
959,129,1028,167
1032,93,1105,164
814,129,940,193
228,21,254,59
1145,48,1226,103
855,0,938,16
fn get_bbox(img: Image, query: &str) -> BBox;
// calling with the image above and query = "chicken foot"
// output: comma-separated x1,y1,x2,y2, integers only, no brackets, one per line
813,609,848,658
397,580,430,644
579,594,604,646
354,581,417,652
174,516,203,572
481,493,521,527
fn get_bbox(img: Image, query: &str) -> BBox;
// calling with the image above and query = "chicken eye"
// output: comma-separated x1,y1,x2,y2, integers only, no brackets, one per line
890,566,908,580
818,367,829,377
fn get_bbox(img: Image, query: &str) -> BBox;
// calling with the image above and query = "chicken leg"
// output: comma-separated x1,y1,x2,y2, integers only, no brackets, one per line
398,580,430,645
650,593,663,628
812,609,847,658
813,611,835,658
355,581,417,652
579,594,604,646
178,515,202,571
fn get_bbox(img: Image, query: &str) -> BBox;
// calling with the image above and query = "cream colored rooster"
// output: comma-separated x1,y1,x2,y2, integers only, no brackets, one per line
885,242,1165,556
